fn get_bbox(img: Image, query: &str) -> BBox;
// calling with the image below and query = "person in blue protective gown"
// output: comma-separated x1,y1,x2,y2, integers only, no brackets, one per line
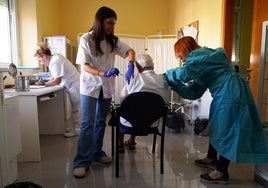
164,36,268,184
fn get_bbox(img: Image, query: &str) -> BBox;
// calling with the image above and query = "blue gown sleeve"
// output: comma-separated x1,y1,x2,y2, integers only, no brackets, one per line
168,77,206,100
165,65,206,100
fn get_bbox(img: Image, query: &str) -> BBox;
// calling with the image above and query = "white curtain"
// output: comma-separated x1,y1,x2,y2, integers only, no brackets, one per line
113,35,178,103
76,33,211,119
113,34,178,104
114,36,146,103
146,37,177,74
76,33,179,103
146,36,179,102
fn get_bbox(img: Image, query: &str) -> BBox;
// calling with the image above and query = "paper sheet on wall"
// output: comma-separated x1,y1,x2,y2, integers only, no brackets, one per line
183,25,198,40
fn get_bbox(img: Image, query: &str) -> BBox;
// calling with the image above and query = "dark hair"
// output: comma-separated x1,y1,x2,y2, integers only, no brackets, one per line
89,6,118,56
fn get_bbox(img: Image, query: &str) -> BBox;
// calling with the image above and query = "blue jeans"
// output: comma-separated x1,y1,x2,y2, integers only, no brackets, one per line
73,94,112,169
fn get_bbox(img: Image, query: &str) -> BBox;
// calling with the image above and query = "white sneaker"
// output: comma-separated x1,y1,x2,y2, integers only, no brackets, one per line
96,155,113,164
64,130,78,138
65,127,72,132
73,167,86,178
75,127,80,133
64,126,80,138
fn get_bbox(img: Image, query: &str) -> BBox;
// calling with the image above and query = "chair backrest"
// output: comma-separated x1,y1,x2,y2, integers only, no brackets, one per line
119,91,167,135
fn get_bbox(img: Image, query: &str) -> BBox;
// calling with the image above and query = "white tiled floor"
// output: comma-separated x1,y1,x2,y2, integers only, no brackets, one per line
15,120,264,188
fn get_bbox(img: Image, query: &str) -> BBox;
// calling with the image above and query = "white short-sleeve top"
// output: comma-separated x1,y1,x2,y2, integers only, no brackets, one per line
76,32,132,98
49,53,80,89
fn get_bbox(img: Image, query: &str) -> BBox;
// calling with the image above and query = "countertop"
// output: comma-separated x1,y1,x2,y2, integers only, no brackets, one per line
4,85,64,96
4,93,18,99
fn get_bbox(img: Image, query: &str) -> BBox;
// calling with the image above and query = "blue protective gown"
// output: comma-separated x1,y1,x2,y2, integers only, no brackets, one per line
165,47,268,163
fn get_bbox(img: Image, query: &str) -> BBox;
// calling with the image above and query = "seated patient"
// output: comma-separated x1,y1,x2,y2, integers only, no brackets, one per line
119,54,168,153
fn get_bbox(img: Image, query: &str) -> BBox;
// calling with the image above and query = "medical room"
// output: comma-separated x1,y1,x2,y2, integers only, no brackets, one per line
1,0,268,187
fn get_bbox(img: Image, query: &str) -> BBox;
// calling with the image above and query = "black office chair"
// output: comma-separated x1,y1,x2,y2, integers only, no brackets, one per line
114,91,168,177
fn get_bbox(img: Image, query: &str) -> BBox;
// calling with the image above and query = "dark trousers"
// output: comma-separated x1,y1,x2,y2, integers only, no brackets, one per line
207,143,230,173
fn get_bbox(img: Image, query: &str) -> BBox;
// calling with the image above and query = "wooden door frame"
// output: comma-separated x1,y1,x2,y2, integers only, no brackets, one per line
223,0,235,61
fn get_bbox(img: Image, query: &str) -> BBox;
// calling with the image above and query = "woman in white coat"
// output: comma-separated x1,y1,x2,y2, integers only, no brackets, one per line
73,6,135,179
34,42,81,138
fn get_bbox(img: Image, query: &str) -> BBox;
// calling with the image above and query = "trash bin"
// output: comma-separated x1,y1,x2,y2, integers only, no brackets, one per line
166,111,185,133
4,181,42,188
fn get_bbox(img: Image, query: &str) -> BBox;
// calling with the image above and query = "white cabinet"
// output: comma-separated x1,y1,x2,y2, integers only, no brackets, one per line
38,90,65,134
3,94,21,184
43,36,77,68
5,86,65,162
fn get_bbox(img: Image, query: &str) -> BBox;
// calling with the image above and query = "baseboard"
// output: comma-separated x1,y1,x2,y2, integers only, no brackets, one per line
254,173,268,187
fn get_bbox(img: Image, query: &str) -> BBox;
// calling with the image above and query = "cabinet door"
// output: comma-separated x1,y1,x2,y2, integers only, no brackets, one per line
3,96,21,160
43,36,66,57
38,89,65,134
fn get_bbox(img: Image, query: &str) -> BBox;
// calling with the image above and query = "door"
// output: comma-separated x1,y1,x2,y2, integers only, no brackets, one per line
255,20,268,185
257,20,268,126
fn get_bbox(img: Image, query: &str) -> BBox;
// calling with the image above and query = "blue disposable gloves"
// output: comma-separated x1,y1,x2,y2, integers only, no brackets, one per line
125,62,135,84
103,67,120,77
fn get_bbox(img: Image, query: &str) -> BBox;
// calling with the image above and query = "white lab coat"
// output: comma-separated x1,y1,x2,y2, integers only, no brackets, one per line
49,53,80,127
76,32,132,99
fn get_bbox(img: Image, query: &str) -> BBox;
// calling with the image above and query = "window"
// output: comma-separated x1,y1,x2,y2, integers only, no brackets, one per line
0,0,19,65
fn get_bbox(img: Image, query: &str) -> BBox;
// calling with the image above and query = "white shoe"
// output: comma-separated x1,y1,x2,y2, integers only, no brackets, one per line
65,127,72,132
64,130,78,138
73,167,86,178
75,127,80,133
96,155,113,164
64,126,80,138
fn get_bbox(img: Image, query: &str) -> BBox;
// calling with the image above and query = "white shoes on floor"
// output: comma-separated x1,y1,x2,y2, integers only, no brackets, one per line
96,155,113,164
73,156,113,178
73,167,86,178
64,127,80,138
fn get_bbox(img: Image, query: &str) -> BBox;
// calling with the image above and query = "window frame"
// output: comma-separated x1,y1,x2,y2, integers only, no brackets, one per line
0,0,19,65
